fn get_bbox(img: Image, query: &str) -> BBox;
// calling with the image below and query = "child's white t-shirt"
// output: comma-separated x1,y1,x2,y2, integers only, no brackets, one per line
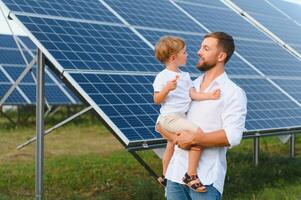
153,69,193,115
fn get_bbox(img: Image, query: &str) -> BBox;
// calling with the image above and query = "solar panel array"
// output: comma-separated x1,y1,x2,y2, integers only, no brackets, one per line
1,0,301,148
0,34,80,105
231,0,301,54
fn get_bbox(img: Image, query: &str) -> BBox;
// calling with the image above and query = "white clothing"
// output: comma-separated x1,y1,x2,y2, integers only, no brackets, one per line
165,72,247,195
153,69,193,116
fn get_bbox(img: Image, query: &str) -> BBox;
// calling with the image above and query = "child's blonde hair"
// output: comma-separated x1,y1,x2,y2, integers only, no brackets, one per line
155,36,185,64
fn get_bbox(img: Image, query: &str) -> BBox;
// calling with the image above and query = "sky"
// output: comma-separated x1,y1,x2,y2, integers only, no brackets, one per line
0,0,300,36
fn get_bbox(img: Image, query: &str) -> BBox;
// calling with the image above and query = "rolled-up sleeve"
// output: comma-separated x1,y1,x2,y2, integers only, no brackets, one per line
222,88,247,148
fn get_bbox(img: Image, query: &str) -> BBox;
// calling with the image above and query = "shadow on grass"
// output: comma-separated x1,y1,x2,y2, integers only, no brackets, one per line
223,151,301,199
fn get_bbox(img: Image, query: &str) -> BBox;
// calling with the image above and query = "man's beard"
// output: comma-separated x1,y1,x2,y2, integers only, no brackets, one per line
196,60,216,72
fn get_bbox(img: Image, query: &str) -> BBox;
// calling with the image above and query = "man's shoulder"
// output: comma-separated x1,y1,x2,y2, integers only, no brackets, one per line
224,78,245,97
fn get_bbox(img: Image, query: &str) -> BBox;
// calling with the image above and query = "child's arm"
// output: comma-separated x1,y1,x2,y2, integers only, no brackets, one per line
190,88,221,101
154,76,179,104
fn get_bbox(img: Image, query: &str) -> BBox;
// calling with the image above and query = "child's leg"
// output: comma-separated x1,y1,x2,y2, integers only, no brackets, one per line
162,141,175,175
187,147,203,175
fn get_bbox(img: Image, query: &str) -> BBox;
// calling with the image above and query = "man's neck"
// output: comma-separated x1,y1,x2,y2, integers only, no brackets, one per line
201,64,224,90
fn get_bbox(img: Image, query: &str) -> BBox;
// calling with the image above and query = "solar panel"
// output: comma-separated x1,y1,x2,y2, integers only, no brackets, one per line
174,1,301,77
2,0,301,148
0,66,27,105
231,0,301,54
2,0,121,23
105,0,204,32
233,77,301,131
272,78,301,103
0,34,80,105
267,0,301,26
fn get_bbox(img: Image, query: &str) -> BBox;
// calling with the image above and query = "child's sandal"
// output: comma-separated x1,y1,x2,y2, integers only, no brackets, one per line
182,173,207,193
157,175,167,188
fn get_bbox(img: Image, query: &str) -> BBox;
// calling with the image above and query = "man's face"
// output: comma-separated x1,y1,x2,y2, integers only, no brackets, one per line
196,37,221,72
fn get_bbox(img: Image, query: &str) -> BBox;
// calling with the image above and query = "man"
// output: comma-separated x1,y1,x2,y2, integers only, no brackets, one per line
157,32,247,200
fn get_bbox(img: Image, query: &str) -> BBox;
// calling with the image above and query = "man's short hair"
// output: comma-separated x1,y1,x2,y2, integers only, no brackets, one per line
204,32,235,63
155,36,185,64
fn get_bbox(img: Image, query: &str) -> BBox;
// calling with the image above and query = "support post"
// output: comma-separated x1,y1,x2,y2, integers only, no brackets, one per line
253,133,260,166
36,49,45,200
129,151,158,179
290,134,295,158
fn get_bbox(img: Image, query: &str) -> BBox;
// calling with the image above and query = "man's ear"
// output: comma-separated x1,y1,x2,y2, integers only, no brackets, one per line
218,52,227,62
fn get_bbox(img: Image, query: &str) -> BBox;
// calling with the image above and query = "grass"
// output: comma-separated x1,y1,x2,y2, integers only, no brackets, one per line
0,107,301,199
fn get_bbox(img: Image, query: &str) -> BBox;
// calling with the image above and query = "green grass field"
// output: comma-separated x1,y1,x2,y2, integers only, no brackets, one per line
0,108,301,199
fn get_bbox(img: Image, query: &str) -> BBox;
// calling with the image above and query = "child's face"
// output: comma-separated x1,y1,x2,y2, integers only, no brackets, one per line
175,46,187,67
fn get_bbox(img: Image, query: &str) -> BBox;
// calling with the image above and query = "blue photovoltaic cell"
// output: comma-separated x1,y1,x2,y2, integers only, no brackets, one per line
179,0,229,8
105,0,204,32
233,78,301,130
70,72,161,142
2,0,121,23
175,1,301,77
176,1,270,40
0,83,26,105
0,49,32,65
1,65,80,105
0,34,80,105
16,15,161,72
268,0,301,25
235,39,301,77
232,0,301,53
138,29,260,76
272,78,301,103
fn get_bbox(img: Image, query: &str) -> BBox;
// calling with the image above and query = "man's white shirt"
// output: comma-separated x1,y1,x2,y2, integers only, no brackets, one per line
165,72,247,195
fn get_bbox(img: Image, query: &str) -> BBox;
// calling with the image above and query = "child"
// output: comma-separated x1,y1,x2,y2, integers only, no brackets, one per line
153,36,220,192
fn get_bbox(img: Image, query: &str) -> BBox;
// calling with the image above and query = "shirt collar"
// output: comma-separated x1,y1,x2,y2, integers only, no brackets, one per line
199,72,228,87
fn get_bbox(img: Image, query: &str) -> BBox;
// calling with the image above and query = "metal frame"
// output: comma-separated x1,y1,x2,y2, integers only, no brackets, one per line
0,58,36,106
129,150,159,181
17,106,92,150
243,130,301,166
36,49,45,200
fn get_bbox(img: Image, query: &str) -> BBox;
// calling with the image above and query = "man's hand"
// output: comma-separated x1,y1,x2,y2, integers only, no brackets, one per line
175,128,204,149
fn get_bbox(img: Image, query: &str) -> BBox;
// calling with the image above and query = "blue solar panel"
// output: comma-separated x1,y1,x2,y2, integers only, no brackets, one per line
2,0,301,148
0,49,32,65
235,39,301,77
174,1,301,77
16,15,161,72
272,78,301,103
233,77,301,130
1,65,80,105
0,83,27,105
0,34,80,105
70,72,161,144
105,0,203,32
232,0,301,53
3,0,121,23
177,1,269,40
268,0,301,26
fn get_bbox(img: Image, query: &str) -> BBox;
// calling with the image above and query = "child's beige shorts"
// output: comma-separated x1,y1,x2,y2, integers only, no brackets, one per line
158,113,198,133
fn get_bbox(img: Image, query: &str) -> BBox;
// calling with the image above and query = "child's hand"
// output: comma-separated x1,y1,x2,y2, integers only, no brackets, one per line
165,75,180,91
209,89,221,100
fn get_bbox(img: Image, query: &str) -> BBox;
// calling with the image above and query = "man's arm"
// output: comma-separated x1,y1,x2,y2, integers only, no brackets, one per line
175,129,229,149
176,87,247,149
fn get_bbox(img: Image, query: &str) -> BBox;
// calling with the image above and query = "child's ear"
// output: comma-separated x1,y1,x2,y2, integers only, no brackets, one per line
170,54,176,61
